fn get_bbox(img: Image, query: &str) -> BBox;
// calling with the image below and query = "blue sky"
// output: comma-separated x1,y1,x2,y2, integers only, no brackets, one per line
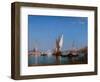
28,15,88,51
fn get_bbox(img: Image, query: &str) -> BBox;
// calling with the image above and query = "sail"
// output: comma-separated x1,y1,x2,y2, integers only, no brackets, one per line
59,34,63,49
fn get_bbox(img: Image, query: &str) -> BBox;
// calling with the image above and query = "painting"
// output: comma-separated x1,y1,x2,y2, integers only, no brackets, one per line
11,2,97,80
28,15,88,66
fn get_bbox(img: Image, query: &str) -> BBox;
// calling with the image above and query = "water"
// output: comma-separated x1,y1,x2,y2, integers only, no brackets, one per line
28,54,87,66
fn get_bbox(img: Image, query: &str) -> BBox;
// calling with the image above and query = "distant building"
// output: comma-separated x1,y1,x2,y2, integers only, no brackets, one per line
28,48,41,55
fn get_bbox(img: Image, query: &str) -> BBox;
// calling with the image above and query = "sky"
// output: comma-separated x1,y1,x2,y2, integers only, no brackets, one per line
28,15,88,51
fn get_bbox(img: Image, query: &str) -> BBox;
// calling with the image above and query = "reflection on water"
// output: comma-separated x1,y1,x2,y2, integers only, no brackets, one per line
28,53,87,66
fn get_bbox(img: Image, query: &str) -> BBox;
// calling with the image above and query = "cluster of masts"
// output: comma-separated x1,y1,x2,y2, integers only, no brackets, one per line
53,34,78,57
28,34,83,57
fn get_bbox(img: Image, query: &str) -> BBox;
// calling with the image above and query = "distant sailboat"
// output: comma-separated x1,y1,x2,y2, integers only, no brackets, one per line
67,41,79,57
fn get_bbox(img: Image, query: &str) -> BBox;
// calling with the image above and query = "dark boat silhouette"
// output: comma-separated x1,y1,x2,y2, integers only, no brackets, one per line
67,52,78,57
60,51,79,57
41,52,47,56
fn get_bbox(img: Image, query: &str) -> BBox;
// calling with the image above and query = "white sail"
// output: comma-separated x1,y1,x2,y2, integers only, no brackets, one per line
59,34,63,49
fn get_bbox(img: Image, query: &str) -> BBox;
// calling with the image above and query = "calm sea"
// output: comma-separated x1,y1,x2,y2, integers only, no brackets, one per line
28,53,87,66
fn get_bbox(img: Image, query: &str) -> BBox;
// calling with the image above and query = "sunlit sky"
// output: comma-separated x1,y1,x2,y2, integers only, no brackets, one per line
28,15,88,51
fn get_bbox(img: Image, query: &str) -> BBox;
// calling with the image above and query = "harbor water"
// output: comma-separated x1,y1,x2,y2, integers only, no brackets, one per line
28,53,87,66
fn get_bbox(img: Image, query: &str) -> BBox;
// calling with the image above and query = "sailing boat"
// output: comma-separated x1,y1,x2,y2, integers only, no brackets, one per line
67,41,79,57
53,34,63,56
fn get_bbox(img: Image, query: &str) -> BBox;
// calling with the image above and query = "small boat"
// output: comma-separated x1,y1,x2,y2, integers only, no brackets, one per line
41,54,47,56
60,54,68,57
67,51,78,57
67,41,79,57
60,50,79,57
60,51,69,57
41,52,47,56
